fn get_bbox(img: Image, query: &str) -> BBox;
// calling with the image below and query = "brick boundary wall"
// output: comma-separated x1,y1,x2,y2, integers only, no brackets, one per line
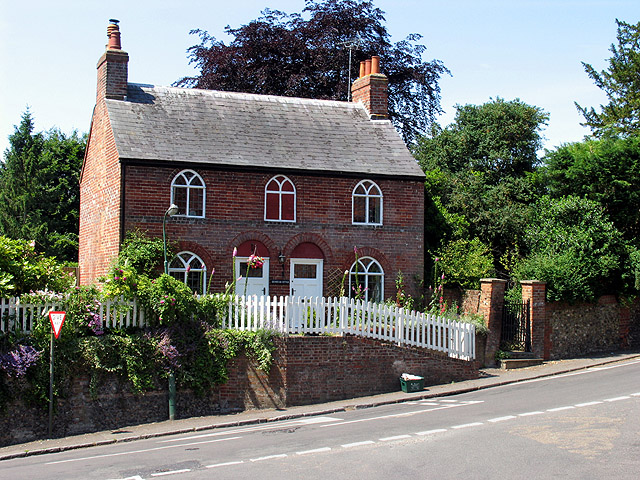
0,335,478,447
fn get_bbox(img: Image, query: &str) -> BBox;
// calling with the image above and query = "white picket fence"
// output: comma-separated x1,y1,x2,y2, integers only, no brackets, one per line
0,295,475,361
224,295,475,360
0,296,147,333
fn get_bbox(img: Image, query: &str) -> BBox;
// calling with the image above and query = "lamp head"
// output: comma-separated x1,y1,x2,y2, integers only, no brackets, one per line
166,204,179,217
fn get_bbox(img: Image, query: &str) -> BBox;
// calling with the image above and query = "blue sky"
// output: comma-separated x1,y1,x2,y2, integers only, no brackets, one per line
1,0,638,156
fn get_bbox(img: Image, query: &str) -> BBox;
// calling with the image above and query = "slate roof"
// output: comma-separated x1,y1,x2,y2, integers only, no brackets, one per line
105,84,424,179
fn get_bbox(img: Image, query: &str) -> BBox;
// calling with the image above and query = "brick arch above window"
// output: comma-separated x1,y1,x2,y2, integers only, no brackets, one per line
171,169,206,218
228,231,278,260
283,233,334,265
265,175,296,222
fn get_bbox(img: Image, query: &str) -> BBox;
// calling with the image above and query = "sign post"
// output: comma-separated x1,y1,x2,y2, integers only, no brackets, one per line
48,311,66,438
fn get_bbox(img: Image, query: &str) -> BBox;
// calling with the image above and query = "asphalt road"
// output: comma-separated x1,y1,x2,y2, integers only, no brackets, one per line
3,358,640,479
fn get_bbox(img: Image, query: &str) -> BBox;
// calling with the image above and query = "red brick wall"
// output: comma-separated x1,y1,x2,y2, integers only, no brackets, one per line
118,165,424,300
0,335,477,446
78,101,122,285
351,74,389,119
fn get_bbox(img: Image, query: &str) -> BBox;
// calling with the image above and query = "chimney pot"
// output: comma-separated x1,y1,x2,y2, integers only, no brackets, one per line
371,56,380,74
359,61,365,78
107,19,122,50
364,59,371,76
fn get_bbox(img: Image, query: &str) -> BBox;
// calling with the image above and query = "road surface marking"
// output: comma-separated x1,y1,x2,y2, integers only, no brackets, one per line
46,436,242,465
341,440,375,448
320,404,463,427
439,399,459,403
250,454,288,462
451,422,483,429
632,392,640,397
296,447,332,455
488,415,517,423
151,469,191,477
206,461,244,468
547,406,575,412
415,429,448,435
380,435,412,441
575,401,603,407
160,416,343,443
604,396,630,402
518,411,544,416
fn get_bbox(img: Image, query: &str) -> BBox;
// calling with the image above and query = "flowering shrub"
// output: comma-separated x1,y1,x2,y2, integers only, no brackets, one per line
0,345,42,378
138,274,197,325
101,263,143,300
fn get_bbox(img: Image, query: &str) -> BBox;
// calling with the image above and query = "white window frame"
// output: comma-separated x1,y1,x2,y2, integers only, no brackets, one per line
349,256,384,303
168,251,207,294
352,179,383,225
171,169,206,218
264,175,296,223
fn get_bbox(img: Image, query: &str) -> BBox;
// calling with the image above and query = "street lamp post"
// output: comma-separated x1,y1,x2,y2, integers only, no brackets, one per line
162,203,179,420
163,204,179,275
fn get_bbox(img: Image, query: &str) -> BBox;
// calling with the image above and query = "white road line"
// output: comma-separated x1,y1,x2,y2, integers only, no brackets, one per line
341,440,376,448
415,429,447,436
518,411,544,417
250,454,288,462
296,447,332,455
575,401,603,407
547,406,575,412
439,399,459,403
380,435,412,441
46,436,242,465
632,393,640,397
151,469,191,477
160,416,342,443
488,415,516,423
206,461,245,468
451,422,483,429
320,404,463,428
605,396,631,402
419,402,440,406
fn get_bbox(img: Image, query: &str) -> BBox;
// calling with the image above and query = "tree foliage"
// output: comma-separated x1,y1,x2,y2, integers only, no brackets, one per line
514,196,626,302
416,98,547,281
0,111,85,262
576,19,640,138
415,97,549,183
542,135,640,243
0,236,74,296
178,0,449,144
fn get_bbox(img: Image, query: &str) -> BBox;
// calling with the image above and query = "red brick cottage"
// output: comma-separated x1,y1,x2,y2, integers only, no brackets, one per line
79,20,425,301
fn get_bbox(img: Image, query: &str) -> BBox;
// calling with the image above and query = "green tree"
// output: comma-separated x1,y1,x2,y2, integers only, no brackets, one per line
415,98,547,274
576,19,640,138
542,135,640,243
0,111,85,261
415,97,548,183
514,196,626,302
178,0,449,144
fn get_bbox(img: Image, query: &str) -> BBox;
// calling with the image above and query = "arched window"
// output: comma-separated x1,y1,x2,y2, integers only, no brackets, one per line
349,256,384,303
169,251,207,294
171,170,206,217
265,175,296,222
352,180,382,225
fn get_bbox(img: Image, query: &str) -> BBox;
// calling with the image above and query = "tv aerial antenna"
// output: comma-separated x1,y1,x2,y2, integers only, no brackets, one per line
341,35,364,101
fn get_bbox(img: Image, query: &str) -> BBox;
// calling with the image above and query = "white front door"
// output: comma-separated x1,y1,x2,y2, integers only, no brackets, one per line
235,257,269,297
290,259,323,298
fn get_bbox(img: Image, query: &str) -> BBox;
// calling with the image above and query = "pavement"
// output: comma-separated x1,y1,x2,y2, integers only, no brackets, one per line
2,349,639,462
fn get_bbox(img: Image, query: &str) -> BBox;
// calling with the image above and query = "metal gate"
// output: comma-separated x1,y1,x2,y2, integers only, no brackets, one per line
501,299,531,352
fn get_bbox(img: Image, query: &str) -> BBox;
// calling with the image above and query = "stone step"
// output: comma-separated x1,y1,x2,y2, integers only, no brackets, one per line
500,358,544,370
506,351,536,359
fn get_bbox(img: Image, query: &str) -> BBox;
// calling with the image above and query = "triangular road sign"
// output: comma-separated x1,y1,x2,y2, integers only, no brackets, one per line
49,311,66,339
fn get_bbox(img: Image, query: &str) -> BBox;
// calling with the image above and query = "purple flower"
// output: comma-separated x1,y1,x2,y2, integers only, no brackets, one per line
0,345,42,377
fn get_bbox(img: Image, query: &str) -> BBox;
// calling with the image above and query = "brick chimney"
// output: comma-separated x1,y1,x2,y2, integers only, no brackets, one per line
96,19,129,101
351,55,388,119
